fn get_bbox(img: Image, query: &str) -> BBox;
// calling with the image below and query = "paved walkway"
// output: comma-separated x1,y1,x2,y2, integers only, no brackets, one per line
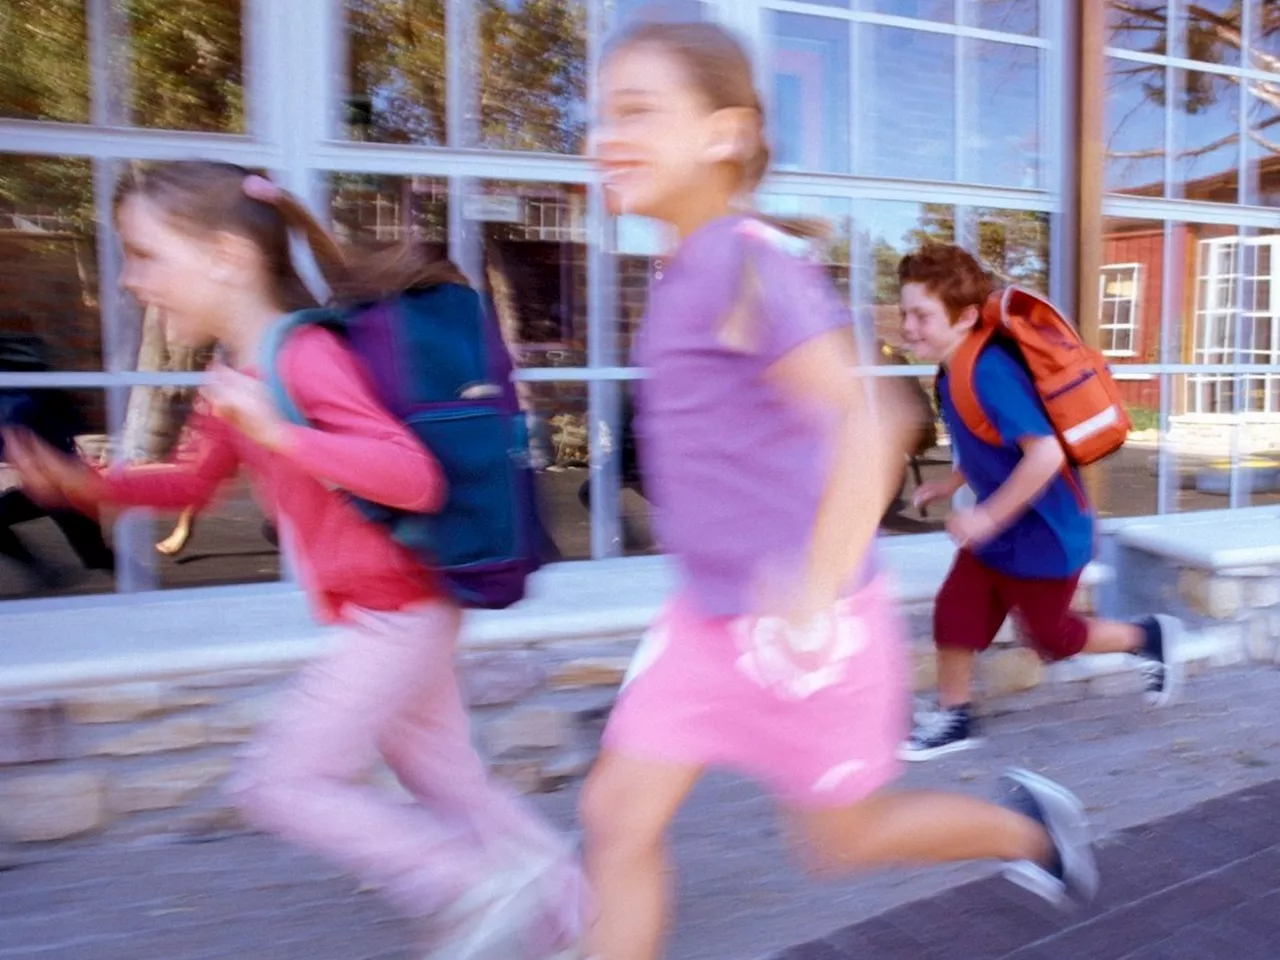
782,779,1280,960
3,666,1280,960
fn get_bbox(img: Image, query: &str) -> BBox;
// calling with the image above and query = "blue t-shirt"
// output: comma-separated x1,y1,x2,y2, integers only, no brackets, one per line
938,344,1094,579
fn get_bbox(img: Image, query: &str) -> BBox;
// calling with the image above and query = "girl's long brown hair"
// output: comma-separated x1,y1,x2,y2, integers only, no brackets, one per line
605,21,828,242
115,161,468,312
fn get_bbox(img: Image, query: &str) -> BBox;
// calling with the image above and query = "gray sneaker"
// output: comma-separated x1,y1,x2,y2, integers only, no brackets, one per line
1000,768,1099,909
1136,614,1183,708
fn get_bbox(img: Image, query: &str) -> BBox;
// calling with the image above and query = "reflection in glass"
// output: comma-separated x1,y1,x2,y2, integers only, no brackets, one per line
471,182,588,369
478,0,588,153
968,42,1040,188
1249,0,1280,68
328,174,450,258
1093,376,1162,518
609,0,708,29
770,13,850,173
868,0,953,22
864,27,955,180
974,208,1050,294
346,0,447,144
1102,216,1164,364
122,0,245,133
1106,1,1167,53
758,195,853,304
1184,0,1242,66
0,156,101,372
1105,57,1167,196
968,0,1038,35
855,201,955,354
523,382,592,560
1174,68,1241,202
1247,83,1280,205
0,0,89,122
880,375,950,537
0,386,115,600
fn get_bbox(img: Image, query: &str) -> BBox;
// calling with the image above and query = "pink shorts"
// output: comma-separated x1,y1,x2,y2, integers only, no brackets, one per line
602,578,908,809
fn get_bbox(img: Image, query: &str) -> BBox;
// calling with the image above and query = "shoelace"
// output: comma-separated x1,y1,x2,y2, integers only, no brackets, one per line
913,709,963,742
1139,659,1165,686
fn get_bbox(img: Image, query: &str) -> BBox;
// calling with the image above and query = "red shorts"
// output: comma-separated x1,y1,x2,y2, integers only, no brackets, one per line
934,550,1087,662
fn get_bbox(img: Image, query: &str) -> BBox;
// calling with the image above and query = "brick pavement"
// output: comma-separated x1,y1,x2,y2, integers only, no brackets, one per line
780,779,1280,960
2,666,1280,960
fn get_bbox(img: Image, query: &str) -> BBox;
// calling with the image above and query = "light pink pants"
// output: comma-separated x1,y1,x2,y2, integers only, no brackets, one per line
230,600,577,925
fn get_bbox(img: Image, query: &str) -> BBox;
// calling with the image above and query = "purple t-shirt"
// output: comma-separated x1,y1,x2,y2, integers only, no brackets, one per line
633,215,873,618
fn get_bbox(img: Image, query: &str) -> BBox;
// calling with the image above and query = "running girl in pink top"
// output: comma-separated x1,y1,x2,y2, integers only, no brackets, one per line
3,161,579,960
581,22,1099,960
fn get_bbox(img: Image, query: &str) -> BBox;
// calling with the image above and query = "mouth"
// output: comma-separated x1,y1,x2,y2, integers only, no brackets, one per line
601,160,647,191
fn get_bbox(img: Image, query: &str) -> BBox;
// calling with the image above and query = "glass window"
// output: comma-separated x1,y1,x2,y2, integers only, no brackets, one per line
466,180,589,370
328,173,450,256
1184,0,1242,66
0,0,90,123
1107,1,1168,54
120,0,246,133
1105,56,1167,196
0,387,116,601
770,13,851,174
1173,68,1241,202
0,156,101,372
967,0,1038,36
478,0,588,153
855,200,955,356
863,26,955,180
866,0,953,23
974,207,1050,293
1249,0,1280,69
345,0,448,145
1099,264,1142,356
1246,82,1280,205
609,0,707,29
966,42,1041,188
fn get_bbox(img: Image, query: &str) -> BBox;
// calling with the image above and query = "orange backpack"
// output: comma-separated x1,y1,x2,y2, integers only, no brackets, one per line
944,286,1131,467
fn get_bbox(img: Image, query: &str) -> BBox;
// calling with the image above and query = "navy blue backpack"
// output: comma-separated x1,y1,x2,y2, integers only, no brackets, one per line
259,284,545,609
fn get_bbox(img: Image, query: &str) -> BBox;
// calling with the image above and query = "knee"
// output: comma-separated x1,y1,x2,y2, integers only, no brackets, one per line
578,769,666,864
226,749,307,832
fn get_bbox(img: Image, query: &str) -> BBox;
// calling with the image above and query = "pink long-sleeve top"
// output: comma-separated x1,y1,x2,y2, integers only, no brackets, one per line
101,327,448,622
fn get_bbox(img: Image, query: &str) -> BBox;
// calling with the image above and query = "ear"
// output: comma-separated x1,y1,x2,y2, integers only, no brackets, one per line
702,107,756,165
954,303,980,334
208,230,262,285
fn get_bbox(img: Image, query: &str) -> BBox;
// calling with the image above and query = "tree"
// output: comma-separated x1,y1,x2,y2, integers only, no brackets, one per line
347,0,587,152
1107,3,1280,187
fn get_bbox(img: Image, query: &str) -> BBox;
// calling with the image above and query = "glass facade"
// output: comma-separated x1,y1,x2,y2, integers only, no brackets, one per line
0,0,1273,609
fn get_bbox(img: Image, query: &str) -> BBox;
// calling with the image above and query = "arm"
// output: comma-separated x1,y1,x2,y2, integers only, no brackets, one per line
976,434,1065,532
101,408,240,511
270,330,446,512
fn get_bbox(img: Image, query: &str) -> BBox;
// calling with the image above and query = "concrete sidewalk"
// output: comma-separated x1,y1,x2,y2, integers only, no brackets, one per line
3,666,1280,960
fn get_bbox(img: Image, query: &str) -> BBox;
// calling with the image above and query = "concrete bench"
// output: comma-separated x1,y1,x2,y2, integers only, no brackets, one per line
1110,505,1280,668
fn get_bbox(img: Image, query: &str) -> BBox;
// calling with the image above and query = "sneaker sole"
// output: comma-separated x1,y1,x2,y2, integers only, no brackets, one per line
1004,768,1099,905
899,738,983,763
1146,615,1184,709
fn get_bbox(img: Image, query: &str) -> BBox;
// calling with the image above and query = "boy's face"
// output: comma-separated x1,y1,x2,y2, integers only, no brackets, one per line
899,282,975,363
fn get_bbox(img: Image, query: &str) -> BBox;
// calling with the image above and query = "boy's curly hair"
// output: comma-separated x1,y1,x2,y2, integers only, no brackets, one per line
897,245,992,324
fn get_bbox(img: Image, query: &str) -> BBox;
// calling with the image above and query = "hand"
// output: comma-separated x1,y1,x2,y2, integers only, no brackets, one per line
946,507,1001,549
204,364,288,451
912,479,957,510
2,428,104,509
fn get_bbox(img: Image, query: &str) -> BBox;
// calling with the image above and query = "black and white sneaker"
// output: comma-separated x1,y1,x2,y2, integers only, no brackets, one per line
1135,614,1183,708
1000,768,1099,909
900,704,981,762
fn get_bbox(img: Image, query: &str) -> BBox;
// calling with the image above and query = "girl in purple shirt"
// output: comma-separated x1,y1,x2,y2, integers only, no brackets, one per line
580,20,1101,960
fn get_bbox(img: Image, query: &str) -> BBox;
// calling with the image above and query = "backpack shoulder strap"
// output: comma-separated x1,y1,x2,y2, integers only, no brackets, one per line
257,308,342,426
944,321,1002,448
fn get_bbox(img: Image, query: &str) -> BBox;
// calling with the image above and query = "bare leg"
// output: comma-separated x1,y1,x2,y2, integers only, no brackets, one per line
936,646,978,710
792,787,1052,876
156,507,195,556
1080,618,1144,654
580,753,702,960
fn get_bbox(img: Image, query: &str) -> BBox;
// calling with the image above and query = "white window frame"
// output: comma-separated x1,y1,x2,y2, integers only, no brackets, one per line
1097,262,1141,357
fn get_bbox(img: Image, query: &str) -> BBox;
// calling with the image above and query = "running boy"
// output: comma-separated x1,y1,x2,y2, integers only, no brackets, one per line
900,244,1182,761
